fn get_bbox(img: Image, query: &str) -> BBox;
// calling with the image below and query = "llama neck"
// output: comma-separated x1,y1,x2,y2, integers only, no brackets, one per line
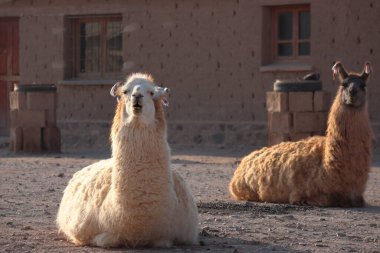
109,101,171,203
323,94,372,172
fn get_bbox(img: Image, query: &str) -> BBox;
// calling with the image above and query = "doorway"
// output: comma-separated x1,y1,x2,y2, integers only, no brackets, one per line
0,18,19,136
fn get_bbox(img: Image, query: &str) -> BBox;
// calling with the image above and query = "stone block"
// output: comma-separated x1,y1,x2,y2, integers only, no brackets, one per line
27,92,56,111
23,127,42,152
10,110,46,128
268,133,290,146
9,92,27,110
293,112,327,133
266,91,288,112
314,91,331,112
45,109,57,127
9,127,23,152
42,127,61,152
289,92,313,112
268,112,292,133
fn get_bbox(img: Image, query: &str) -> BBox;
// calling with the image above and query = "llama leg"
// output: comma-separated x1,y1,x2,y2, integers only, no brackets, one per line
303,194,330,207
91,232,120,248
351,195,365,207
153,239,173,248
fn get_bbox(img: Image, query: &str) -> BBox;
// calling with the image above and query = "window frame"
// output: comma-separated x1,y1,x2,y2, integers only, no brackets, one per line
272,5,310,62
70,15,123,79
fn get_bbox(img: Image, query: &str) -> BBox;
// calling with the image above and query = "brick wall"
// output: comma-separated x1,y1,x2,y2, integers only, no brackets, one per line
0,0,379,151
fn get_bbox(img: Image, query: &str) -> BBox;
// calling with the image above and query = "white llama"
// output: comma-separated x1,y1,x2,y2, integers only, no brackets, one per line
57,73,198,248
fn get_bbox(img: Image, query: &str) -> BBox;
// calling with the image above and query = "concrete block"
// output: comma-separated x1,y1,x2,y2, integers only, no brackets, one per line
42,127,61,152
9,127,23,152
9,92,27,110
268,112,292,133
45,109,57,127
289,92,313,112
314,91,331,112
293,112,327,133
268,133,290,146
10,110,46,128
27,92,56,111
22,127,42,152
290,132,311,142
266,91,288,112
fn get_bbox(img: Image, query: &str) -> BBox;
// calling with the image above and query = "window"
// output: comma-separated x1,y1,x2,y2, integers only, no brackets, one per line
70,15,123,78
272,5,310,61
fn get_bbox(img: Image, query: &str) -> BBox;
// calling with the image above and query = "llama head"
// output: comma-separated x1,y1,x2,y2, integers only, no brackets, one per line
110,73,170,125
332,61,372,108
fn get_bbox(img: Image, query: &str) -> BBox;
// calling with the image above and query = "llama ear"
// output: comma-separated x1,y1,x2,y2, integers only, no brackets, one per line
153,86,170,106
332,61,348,81
110,81,122,98
360,61,372,82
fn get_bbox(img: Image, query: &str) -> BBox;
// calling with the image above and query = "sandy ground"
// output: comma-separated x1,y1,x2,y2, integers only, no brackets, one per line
0,146,379,253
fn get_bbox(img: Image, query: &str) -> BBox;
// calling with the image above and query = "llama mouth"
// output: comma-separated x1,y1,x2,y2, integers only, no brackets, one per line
132,104,142,112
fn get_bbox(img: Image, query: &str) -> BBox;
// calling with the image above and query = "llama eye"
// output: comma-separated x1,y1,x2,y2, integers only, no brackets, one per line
123,90,128,95
150,91,154,96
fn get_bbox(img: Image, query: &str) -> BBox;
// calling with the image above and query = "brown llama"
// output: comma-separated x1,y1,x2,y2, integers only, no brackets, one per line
229,61,373,207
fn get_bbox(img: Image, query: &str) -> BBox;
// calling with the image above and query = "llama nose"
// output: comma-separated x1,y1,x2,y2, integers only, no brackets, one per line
132,93,144,103
349,87,357,96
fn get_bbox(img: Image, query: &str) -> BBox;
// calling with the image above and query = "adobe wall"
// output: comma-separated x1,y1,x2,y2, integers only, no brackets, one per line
0,0,379,150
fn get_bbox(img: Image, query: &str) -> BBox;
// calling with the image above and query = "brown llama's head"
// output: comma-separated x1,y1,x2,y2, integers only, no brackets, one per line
110,73,170,126
332,61,372,109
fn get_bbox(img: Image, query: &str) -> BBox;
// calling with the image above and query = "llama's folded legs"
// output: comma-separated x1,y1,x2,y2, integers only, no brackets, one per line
91,232,120,248
152,239,173,248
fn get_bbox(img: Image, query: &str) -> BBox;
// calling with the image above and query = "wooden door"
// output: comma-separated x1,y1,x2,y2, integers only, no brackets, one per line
0,18,19,136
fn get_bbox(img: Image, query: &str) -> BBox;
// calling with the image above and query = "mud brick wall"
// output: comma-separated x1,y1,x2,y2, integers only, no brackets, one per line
9,90,60,152
0,0,379,150
266,90,331,146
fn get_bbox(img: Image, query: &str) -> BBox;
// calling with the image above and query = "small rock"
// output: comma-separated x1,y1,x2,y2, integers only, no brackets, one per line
319,218,326,221
22,226,32,230
6,221,13,226
56,173,64,178
315,243,328,247
47,188,55,192
283,215,296,220
200,229,210,237
337,232,346,237
364,237,375,243
369,223,377,228
44,210,52,215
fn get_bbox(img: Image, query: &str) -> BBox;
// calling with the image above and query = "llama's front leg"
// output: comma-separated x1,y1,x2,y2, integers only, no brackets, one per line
351,195,365,207
91,232,120,248
153,239,173,248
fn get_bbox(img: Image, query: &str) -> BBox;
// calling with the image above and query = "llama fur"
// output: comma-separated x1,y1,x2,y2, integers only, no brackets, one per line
229,62,373,207
57,73,198,248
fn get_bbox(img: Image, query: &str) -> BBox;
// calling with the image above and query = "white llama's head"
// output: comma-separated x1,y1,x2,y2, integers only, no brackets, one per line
110,73,169,125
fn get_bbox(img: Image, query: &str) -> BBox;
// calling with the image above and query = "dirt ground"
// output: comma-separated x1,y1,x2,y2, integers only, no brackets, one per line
0,145,379,253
